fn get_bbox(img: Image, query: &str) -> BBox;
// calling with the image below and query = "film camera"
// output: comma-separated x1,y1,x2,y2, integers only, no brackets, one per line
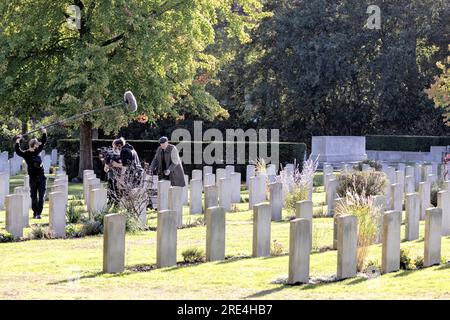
98,147,121,165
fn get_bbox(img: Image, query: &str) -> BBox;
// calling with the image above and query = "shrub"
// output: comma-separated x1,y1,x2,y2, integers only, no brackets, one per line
0,231,14,243
125,216,143,233
400,248,416,270
335,192,382,272
337,171,387,198
253,157,267,174
280,155,319,212
29,226,54,240
364,259,381,277
181,247,205,263
80,220,103,236
65,224,83,238
270,240,284,256
353,159,382,171
67,201,85,224
414,256,424,269
284,186,308,213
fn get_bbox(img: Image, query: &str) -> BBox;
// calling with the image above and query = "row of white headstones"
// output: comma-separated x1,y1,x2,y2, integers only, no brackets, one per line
323,162,450,237
0,150,64,208
101,163,448,284
3,162,448,284
0,149,61,177
4,170,69,239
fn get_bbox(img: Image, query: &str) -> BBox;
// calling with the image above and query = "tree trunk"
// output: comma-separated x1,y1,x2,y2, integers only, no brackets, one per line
78,121,93,180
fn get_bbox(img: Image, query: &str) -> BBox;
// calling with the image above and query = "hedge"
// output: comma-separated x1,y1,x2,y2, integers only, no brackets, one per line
57,139,307,180
366,135,450,152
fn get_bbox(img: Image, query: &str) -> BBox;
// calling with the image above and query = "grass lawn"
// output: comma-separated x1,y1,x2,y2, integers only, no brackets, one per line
0,174,449,300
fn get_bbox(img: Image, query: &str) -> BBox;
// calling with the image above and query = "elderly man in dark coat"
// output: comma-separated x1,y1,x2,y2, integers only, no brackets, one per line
150,137,186,187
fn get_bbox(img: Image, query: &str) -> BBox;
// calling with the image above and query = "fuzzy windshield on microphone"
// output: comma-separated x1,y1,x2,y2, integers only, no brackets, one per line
123,91,138,112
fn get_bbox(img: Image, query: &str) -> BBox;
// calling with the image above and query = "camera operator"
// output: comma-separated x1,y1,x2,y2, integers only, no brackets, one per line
111,137,144,188
101,143,122,206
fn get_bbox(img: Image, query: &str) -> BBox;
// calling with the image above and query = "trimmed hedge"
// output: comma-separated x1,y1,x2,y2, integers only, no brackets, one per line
366,135,450,152
57,139,306,180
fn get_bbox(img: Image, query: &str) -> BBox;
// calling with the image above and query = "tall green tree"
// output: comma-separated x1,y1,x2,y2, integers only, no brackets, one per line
209,0,450,142
0,0,265,178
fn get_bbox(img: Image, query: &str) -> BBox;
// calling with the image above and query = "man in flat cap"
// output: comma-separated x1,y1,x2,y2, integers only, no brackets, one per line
150,137,186,187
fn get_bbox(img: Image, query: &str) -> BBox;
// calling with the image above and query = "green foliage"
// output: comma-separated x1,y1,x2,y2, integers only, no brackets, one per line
400,248,415,270
29,226,54,240
425,46,450,119
270,240,284,256
65,224,83,238
209,0,450,142
181,247,205,264
335,193,381,272
66,201,85,224
0,124,21,155
0,0,267,177
414,256,425,269
400,248,427,270
0,0,266,130
0,231,14,243
367,135,450,152
353,160,382,172
338,171,387,198
284,186,308,213
81,220,103,237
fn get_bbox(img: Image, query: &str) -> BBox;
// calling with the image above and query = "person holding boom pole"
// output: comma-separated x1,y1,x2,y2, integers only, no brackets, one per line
15,127,48,219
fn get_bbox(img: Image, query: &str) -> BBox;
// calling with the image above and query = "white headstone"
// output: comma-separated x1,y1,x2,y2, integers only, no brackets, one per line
437,191,450,236
424,208,442,267
189,179,203,215
288,218,311,284
405,193,420,241
382,211,401,274
218,178,232,212
204,185,218,210
337,215,357,280
230,172,241,203
49,191,67,238
5,194,24,239
157,180,171,212
169,186,184,228
269,182,283,222
204,173,215,187
206,206,226,262
157,210,177,268
103,214,126,273
51,149,58,166
419,181,431,220
252,203,271,257
246,165,255,188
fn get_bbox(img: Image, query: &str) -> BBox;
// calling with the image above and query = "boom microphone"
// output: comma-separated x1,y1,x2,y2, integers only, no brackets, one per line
124,91,138,112
17,91,139,139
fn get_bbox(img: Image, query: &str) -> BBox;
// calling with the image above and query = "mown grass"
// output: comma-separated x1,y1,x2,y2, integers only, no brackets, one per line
0,173,449,300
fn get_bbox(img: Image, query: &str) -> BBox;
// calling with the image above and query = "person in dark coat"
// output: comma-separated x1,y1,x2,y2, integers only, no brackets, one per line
150,137,185,187
111,137,144,188
15,127,47,219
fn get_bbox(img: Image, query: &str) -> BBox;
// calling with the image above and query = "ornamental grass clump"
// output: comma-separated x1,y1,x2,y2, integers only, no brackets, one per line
353,159,382,171
338,171,386,198
335,192,382,272
280,156,318,213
